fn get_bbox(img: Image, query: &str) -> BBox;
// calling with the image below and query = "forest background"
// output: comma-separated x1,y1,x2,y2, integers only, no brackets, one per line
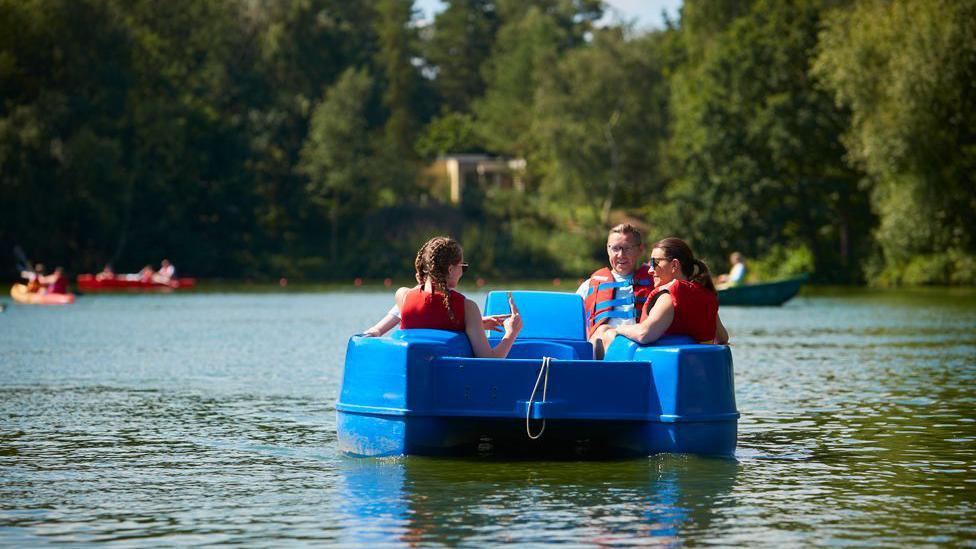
1,0,973,285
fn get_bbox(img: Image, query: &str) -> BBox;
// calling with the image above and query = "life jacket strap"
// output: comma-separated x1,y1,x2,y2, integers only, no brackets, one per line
593,309,636,324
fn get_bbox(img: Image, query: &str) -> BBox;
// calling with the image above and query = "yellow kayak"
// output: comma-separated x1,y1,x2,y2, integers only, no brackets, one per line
10,284,75,305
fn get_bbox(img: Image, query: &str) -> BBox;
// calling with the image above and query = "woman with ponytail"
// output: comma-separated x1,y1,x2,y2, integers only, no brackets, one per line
605,237,728,347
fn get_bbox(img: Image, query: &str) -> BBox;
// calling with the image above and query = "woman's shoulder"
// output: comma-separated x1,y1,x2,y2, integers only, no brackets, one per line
395,286,419,305
461,295,479,311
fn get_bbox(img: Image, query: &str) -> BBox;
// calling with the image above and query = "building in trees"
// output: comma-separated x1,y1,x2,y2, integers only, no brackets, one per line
421,154,526,204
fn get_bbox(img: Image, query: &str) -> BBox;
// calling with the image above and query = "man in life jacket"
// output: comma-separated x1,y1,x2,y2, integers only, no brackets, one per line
575,223,653,359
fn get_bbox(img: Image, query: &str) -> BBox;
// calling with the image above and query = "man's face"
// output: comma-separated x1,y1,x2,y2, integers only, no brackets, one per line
606,233,643,276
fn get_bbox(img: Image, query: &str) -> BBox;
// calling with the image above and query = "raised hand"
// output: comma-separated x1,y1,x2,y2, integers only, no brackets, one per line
482,314,510,332
503,291,523,337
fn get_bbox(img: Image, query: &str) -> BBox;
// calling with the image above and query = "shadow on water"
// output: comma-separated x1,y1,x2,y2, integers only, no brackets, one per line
333,454,739,545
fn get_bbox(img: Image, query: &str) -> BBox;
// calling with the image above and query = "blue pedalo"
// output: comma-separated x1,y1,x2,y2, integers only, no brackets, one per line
336,290,738,458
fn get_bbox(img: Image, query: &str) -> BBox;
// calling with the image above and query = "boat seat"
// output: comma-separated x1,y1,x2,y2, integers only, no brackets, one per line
483,290,593,359
483,290,587,341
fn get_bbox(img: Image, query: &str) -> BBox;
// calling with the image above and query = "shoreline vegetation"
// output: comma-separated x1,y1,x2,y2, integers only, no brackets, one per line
16,280,972,301
2,1,973,287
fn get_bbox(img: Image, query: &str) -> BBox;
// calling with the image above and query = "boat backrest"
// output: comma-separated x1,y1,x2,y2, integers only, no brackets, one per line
483,290,586,341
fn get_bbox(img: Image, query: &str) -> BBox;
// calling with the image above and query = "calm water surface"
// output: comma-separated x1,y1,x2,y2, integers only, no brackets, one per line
1,287,974,546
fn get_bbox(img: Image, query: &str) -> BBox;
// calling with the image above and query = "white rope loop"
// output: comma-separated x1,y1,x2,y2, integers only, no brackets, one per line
526,356,552,440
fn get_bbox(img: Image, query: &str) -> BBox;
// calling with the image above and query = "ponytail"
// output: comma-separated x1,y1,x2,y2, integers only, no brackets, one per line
652,237,717,294
691,258,716,293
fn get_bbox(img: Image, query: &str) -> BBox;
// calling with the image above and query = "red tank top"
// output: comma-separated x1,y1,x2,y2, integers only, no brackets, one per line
400,287,467,332
642,280,718,342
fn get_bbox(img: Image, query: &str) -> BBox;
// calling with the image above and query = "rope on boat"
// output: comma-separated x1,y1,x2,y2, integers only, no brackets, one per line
526,356,552,440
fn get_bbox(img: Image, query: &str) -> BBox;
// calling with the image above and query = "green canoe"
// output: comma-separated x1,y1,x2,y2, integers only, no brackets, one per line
718,274,808,306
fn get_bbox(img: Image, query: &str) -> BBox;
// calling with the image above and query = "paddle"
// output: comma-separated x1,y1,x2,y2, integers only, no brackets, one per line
13,245,31,273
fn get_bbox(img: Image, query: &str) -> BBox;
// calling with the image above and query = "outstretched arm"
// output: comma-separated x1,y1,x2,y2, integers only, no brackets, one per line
362,287,410,337
363,311,399,337
613,296,674,345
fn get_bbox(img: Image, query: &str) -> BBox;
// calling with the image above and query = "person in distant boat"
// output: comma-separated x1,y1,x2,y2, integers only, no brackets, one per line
20,263,45,293
40,266,68,295
153,259,175,284
576,223,653,359
95,264,115,281
384,236,523,358
363,240,508,337
715,252,747,290
605,237,728,349
137,265,155,283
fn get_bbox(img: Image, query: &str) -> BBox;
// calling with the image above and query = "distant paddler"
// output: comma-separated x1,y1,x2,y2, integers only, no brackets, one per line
20,263,45,293
136,265,155,283
40,267,68,295
152,259,176,284
715,252,747,290
95,264,115,281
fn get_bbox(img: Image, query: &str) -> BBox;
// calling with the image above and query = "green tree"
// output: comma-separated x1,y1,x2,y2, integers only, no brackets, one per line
375,0,424,159
533,28,678,227
0,0,132,270
415,111,481,158
474,7,563,158
247,0,379,266
813,0,976,285
662,0,870,282
424,0,499,113
298,68,376,267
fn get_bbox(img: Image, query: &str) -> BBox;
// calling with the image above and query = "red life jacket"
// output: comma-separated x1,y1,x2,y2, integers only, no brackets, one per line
641,279,718,343
26,274,41,293
583,265,654,338
400,287,467,332
48,275,68,295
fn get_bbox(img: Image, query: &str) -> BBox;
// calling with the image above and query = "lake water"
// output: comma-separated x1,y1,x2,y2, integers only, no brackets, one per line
1,287,974,546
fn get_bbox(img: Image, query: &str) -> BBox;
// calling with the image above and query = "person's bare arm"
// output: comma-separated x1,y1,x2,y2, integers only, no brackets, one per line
464,294,522,358
613,296,674,345
714,312,729,345
363,313,399,337
362,287,410,337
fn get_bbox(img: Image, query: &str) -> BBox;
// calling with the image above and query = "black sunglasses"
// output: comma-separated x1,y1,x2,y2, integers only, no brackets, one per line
461,263,469,273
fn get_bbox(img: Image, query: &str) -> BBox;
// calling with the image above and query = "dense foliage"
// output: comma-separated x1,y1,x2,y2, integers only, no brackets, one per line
1,0,972,284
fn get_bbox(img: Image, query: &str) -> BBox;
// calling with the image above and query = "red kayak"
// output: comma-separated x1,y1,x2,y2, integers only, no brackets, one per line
76,274,196,291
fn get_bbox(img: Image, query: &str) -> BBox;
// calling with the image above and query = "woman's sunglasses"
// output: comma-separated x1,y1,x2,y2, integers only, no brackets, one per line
461,263,469,273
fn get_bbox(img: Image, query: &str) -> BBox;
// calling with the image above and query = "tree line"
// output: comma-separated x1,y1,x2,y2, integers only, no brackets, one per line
1,0,973,285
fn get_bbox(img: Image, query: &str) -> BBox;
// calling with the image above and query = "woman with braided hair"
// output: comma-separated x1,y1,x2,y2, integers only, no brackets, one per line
604,237,728,348
394,236,523,358
361,237,512,339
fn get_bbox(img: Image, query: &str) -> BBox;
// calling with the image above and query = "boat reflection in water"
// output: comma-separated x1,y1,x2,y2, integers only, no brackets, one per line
333,455,739,545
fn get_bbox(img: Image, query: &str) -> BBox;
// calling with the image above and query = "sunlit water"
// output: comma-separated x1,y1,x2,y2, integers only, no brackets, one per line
1,287,974,546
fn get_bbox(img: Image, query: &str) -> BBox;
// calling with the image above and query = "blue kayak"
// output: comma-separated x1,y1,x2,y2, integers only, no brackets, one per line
336,291,738,458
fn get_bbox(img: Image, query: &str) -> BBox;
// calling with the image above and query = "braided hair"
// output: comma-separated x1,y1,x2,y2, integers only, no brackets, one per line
420,236,463,321
652,237,717,294
414,239,430,285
